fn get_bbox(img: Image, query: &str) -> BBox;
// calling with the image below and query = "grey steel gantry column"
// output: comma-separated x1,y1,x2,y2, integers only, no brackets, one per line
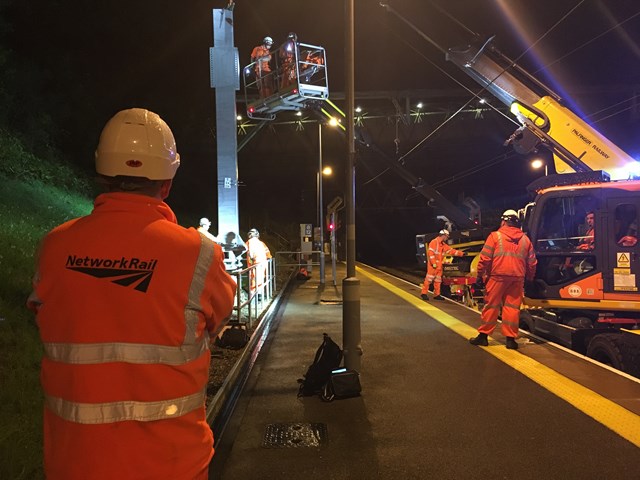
210,7,241,246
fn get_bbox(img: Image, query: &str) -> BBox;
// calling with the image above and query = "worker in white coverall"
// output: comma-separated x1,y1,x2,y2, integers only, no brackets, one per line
246,228,272,300
197,217,218,243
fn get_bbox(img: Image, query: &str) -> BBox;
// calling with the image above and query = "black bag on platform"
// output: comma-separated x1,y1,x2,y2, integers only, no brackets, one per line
321,368,362,402
297,333,343,397
215,324,249,349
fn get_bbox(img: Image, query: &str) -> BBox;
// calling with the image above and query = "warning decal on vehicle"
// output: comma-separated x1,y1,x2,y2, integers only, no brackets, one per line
613,268,637,291
616,252,631,268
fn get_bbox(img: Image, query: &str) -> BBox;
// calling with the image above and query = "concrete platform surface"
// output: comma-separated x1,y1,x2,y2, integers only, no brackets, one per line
210,263,640,480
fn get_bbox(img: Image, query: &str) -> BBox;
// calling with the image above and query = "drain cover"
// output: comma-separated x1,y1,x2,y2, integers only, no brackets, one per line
320,299,342,305
262,422,328,448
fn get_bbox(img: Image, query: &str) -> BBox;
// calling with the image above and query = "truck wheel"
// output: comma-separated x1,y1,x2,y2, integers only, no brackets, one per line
586,334,624,371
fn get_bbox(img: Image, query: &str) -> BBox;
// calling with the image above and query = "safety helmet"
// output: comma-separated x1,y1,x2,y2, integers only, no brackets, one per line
199,217,211,227
439,229,450,236
263,36,273,46
95,108,180,180
248,228,260,238
501,209,519,224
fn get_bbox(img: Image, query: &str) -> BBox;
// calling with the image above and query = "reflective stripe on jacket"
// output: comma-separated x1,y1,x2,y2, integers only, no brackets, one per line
251,45,271,72
28,192,237,479
477,225,537,280
246,237,271,265
427,237,463,267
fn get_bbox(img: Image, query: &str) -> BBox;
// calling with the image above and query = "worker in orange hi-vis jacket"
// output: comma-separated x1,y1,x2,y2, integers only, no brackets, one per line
251,36,274,97
420,229,465,301
27,108,237,480
246,228,272,301
280,32,298,89
577,211,595,250
469,209,537,350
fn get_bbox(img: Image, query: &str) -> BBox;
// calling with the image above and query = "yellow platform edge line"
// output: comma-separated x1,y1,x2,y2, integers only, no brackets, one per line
357,266,640,448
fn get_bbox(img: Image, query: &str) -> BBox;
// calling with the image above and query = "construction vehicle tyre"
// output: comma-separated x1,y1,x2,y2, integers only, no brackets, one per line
586,334,625,372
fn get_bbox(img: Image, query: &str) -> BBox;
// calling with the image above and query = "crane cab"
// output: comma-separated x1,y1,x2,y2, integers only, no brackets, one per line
521,173,640,351
243,41,329,120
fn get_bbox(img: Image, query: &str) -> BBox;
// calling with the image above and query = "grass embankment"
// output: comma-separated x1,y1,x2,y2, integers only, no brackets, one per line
0,132,93,479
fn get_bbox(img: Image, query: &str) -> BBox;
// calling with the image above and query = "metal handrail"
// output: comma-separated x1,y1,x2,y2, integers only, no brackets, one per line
228,257,276,327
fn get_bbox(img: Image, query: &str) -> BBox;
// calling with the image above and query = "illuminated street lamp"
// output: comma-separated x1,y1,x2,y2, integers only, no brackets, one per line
531,158,548,176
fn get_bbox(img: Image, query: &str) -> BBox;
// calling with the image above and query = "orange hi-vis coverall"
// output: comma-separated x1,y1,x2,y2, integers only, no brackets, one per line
476,225,537,338
577,226,595,250
280,39,297,88
421,237,464,297
251,44,273,97
246,236,272,297
27,192,237,480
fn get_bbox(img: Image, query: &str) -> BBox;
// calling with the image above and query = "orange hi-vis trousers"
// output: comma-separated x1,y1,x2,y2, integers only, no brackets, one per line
421,265,443,296
478,277,523,338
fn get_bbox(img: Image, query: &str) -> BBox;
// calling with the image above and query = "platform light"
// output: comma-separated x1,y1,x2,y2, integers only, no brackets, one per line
236,115,242,121
416,102,423,109
248,106,255,113
322,166,333,176
355,106,362,113
531,158,547,176
296,111,302,116
329,117,339,127
479,98,486,104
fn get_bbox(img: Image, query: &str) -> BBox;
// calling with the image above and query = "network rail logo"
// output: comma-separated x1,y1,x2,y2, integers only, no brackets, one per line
66,255,158,293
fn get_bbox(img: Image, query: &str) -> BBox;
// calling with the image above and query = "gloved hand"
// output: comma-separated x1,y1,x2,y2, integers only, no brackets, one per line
473,276,484,289
432,263,437,269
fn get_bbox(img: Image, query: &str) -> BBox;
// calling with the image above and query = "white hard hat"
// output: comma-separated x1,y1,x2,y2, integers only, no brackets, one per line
439,229,450,236
263,36,273,45
501,209,519,222
95,108,180,180
200,217,211,227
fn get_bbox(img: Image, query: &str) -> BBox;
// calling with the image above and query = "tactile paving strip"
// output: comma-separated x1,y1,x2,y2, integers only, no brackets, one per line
262,422,328,448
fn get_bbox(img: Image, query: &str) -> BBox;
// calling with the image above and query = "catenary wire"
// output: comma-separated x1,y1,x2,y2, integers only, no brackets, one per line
371,1,626,190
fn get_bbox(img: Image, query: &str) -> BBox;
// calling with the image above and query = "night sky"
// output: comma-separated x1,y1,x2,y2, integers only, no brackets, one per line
6,0,640,264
